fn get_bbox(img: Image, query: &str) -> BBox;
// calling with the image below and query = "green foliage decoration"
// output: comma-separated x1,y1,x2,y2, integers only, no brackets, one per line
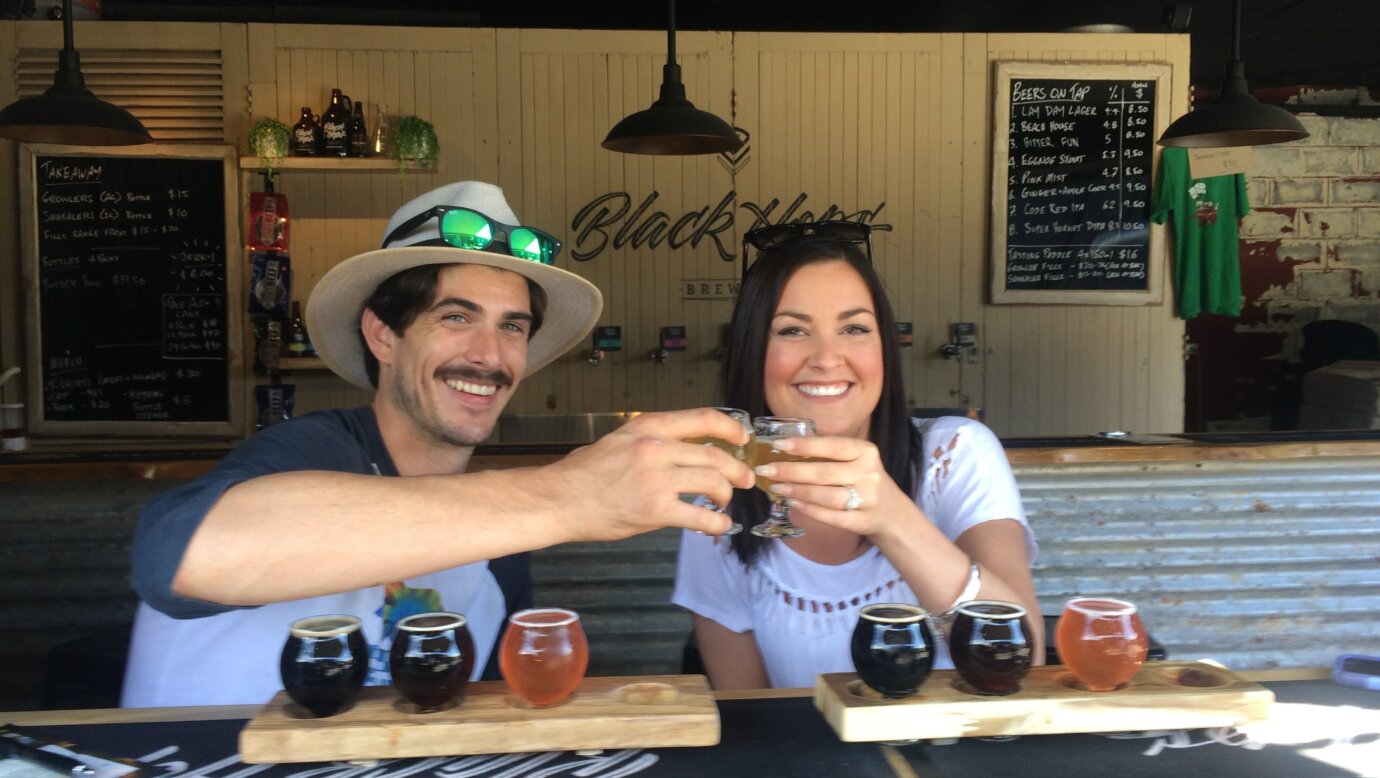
247,117,291,173
392,116,439,173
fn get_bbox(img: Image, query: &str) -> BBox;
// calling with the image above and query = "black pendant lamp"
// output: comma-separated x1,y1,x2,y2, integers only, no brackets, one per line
0,0,153,146
602,0,741,156
1158,0,1307,148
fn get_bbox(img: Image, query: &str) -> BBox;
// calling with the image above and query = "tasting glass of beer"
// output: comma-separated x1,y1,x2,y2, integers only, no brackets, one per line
850,603,936,698
685,407,751,535
388,611,475,712
949,600,1035,696
280,614,368,717
499,607,589,707
1055,597,1148,692
749,416,817,538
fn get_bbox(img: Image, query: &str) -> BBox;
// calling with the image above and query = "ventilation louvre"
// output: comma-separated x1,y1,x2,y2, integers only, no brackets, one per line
16,48,225,142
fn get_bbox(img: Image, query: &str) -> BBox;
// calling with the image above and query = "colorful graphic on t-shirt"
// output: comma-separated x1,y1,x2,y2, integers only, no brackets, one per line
366,582,444,686
1195,200,1219,226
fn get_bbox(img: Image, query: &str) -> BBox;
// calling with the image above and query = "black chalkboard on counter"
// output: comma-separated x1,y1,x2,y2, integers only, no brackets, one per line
991,62,1172,305
19,144,245,437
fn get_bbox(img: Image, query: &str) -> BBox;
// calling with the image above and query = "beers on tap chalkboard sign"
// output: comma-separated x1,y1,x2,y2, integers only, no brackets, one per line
991,62,1172,305
19,144,245,437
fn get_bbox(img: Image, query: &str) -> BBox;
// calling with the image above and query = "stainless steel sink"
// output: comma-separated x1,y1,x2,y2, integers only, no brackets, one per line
490,412,642,444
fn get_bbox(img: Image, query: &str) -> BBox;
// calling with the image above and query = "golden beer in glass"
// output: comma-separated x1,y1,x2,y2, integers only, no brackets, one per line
748,416,816,538
685,407,751,535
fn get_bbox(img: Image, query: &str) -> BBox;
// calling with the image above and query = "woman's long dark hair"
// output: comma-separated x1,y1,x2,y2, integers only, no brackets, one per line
722,237,921,566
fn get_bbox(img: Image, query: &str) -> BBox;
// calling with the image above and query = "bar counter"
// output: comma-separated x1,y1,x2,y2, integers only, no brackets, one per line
3,430,1378,710
5,430,1380,482
2,669,1377,778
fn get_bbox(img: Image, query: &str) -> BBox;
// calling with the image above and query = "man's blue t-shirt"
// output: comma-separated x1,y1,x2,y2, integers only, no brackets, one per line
122,406,530,707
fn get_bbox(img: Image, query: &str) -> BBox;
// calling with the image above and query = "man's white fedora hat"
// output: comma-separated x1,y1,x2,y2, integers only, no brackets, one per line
306,181,603,389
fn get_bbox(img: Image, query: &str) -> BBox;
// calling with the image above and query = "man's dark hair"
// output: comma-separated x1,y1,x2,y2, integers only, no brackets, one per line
721,237,919,566
359,263,548,387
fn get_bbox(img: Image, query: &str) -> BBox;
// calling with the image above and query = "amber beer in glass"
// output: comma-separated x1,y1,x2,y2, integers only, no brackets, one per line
685,407,751,534
1055,597,1148,691
685,407,750,459
748,417,818,538
500,608,589,707
748,440,807,494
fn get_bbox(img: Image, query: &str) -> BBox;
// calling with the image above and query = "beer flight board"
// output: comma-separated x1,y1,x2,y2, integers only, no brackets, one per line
991,62,1172,305
815,661,1273,742
20,145,243,436
239,675,721,763
240,663,1270,761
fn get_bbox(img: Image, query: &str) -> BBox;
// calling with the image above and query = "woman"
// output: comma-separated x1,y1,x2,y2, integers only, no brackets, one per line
672,223,1042,689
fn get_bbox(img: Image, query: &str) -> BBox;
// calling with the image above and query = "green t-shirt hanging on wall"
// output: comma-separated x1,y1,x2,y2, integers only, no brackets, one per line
1150,147,1250,319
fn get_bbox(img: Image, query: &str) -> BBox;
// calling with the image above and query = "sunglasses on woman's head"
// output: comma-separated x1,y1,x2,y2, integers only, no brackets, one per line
382,205,562,264
740,220,873,276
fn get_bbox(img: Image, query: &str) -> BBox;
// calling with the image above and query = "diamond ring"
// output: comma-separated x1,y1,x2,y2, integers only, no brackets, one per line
843,485,863,511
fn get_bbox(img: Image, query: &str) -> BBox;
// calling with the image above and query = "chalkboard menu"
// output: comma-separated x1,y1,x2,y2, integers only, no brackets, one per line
20,144,244,436
991,63,1171,305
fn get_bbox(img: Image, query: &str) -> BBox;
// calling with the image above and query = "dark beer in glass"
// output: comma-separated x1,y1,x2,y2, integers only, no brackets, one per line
850,603,935,698
280,614,368,717
389,611,475,712
949,600,1034,695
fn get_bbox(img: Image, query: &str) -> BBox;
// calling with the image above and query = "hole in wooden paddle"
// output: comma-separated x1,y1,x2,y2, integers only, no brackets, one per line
1058,675,1130,692
845,679,922,702
1172,666,1227,688
612,682,679,705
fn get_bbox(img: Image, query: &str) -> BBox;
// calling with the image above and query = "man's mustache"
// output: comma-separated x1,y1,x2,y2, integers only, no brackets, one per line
436,365,514,388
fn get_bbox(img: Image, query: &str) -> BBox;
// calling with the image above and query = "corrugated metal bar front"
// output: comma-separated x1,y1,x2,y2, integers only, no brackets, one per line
533,454,1380,677
1021,455,1380,671
4,449,1374,708
0,479,161,708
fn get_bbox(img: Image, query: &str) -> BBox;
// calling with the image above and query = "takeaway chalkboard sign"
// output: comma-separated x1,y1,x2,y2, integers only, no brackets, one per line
991,63,1171,305
20,144,244,436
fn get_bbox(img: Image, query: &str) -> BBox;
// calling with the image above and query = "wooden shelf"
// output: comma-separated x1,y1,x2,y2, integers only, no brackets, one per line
239,157,435,172
275,357,329,371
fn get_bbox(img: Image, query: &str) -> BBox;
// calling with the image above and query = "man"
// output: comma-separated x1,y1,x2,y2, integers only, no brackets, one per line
122,181,750,707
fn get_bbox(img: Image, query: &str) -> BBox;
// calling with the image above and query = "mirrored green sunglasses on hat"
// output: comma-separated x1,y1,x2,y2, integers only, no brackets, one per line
382,205,562,264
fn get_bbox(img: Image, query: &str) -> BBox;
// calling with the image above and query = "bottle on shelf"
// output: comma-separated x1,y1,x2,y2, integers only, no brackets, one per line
285,300,314,358
348,101,370,157
320,88,352,157
371,103,392,156
291,106,322,156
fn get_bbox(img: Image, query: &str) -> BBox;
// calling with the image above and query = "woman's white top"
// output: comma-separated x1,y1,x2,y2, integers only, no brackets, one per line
672,416,1037,689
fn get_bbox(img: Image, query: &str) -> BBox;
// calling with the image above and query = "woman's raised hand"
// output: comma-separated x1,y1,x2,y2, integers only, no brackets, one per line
752,435,912,537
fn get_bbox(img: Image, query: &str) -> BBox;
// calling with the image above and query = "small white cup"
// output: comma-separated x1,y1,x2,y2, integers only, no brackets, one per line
1,403,28,451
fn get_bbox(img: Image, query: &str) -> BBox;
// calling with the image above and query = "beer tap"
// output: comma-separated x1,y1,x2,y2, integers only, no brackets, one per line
588,326,621,367
652,326,686,366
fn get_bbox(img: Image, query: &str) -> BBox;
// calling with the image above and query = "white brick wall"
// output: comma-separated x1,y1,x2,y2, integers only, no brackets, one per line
1241,114,1380,360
